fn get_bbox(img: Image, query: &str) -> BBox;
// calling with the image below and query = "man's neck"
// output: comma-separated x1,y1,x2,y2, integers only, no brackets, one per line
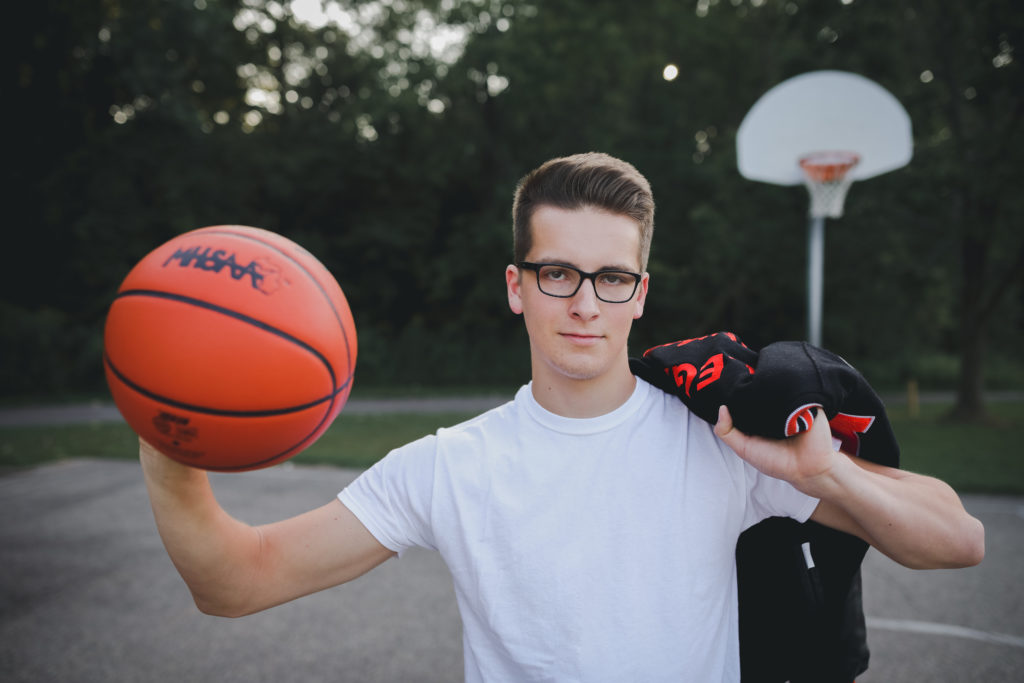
529,366,638,419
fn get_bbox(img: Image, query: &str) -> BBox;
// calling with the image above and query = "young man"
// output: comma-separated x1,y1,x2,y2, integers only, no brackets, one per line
139,152,984,681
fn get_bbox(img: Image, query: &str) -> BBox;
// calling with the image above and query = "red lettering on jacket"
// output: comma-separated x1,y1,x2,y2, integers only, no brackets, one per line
829,413,875,456
642,331,746,357
696,353,724,392
671,363,699,397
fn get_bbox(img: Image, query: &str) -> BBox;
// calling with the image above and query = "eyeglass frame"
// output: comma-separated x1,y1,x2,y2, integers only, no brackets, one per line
516,261,644,303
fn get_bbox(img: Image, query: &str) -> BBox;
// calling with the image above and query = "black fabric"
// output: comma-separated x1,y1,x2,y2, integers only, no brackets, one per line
630,331,899,682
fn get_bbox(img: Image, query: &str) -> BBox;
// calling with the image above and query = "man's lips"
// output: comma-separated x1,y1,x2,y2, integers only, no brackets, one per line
560,332,603,345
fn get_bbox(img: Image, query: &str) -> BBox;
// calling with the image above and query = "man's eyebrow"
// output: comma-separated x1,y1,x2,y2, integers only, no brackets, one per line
530,259,639,272
601,263,641,273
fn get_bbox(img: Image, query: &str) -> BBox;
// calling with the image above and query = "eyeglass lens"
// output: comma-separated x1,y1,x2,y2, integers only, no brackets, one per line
534,264,638,303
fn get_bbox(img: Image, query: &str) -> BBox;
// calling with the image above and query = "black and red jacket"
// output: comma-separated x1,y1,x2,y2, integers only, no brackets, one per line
631,331,900,683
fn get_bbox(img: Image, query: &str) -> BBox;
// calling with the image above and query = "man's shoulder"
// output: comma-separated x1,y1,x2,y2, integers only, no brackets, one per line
433,389,523,443
634,376,702,424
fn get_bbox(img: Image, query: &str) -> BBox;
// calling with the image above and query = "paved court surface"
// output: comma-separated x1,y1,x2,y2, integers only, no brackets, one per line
1,458,1022,682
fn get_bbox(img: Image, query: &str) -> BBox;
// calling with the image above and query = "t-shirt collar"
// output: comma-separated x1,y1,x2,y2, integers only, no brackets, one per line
518,379,650,435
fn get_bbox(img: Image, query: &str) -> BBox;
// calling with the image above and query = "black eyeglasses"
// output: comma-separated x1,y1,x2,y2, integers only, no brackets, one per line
517,262,643,303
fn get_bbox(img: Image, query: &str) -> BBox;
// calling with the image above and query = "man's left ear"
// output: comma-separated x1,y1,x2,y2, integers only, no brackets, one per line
633,272,650,320
506,264,524,315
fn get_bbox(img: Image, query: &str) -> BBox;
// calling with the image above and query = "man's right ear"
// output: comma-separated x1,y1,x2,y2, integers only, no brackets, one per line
506,264,523,315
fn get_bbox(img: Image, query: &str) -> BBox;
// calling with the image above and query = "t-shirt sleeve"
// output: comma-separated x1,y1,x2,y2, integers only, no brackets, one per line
337,433,438,556
742,464,820,531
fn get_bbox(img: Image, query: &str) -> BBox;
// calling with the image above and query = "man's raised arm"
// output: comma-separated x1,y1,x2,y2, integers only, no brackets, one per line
139,439,394,617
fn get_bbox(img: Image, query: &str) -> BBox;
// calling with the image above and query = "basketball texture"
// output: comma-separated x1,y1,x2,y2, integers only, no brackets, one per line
103,226,357,471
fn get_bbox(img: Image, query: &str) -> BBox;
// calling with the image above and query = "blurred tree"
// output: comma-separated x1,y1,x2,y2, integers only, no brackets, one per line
6,0,258,394
3,0,1021,406
896,0,1024,420
694,0,1024,420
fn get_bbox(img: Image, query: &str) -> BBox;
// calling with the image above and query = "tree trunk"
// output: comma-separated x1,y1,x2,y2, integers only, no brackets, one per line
951,325,986,421
950,232,988,421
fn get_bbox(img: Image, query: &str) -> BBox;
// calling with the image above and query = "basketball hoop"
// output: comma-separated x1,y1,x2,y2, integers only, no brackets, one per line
737,71,913,347
799,151,860,219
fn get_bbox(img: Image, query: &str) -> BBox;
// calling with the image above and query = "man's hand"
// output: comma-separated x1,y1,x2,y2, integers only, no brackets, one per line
139,437,208,487
713,404,835,496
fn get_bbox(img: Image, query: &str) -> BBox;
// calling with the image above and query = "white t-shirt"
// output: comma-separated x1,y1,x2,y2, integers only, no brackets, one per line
339,379,818,682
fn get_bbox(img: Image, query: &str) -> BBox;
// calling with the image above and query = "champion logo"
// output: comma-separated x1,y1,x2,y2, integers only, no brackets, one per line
785,404,820,436
784,406,876,455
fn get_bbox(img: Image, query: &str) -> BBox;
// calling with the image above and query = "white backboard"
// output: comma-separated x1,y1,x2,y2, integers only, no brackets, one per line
737,70,913,186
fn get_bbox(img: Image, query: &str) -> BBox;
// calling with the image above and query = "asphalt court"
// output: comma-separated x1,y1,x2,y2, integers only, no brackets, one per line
2,458,1021,682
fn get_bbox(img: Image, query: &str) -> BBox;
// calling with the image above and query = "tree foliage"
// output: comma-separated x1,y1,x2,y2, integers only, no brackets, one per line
5,0,1022,417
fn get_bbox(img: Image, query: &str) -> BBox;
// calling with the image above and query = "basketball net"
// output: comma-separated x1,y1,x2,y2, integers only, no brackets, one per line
799,151,860,219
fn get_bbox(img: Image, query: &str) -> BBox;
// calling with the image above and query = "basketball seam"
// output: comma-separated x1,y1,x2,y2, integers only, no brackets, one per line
104,351,350,418
106,347,347,468
110,289,351,412
188,228,355,466
195,227,355,380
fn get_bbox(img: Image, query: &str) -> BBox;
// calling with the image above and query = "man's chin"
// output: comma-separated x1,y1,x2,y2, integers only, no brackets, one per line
545,356,610,382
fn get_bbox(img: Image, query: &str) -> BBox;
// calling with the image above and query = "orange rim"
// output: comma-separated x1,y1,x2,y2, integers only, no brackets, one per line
799,152,860,183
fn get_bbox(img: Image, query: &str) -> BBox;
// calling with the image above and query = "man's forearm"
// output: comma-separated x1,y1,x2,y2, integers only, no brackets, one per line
139,440,263,616
714,407,984,570
808,453,985,569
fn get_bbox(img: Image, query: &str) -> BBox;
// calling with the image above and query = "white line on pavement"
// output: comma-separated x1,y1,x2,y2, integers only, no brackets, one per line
868,618,1024,649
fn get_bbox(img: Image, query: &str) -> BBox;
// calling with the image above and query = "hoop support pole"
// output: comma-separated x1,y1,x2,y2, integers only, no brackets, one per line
807,215,825,347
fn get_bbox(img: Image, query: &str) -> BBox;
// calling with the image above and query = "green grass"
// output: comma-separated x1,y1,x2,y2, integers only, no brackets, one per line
2,402,1022,495
885,401,1024,495
0,411,478,473
299,412,478,468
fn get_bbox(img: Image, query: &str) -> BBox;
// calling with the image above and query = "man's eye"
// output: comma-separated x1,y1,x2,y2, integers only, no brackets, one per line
598,272,627,286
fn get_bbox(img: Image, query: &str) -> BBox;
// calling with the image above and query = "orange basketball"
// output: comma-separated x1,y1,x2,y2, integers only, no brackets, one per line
103,225,357,471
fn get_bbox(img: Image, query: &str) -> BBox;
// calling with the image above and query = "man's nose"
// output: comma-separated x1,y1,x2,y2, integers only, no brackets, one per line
568,277,601,318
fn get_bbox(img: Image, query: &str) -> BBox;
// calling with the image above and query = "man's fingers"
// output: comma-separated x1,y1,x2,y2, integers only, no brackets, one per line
714,405,734,438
